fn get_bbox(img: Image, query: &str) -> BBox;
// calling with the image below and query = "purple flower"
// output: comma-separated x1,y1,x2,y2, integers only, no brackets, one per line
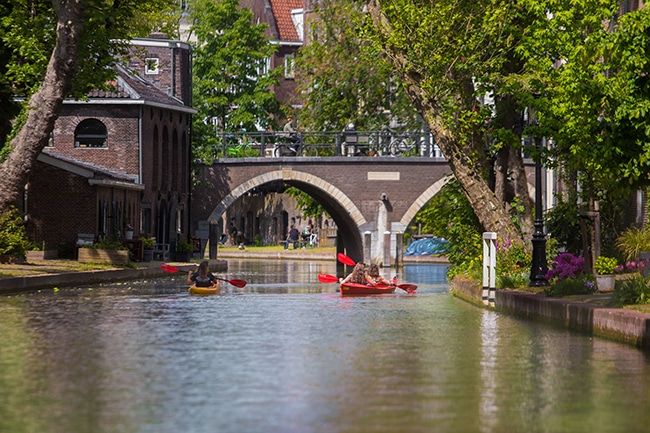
545,253,587,282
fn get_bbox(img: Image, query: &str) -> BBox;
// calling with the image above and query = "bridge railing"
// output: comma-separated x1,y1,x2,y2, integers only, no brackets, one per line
210,130,444,158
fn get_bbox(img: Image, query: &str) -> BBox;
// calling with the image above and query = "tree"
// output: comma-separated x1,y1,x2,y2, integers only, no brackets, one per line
513,2,650,256
0,0,179,216
363,0,535,247
190,0,281,148
295,0,420,132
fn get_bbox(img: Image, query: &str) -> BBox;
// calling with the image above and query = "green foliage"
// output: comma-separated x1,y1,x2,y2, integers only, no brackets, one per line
593,256,618,275
496,243,531,289
295,0,419,131
613,275,650,305
285,187,329,220
544,199,583,256
0,206,30,257
176,240,193,252
141,237,155,248
190,0,281,134
90,237,128,251
616,226,650,262
412,178,482,275
544,275,597,297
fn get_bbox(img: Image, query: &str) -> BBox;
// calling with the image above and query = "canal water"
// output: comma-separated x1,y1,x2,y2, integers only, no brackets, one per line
1,260,650,433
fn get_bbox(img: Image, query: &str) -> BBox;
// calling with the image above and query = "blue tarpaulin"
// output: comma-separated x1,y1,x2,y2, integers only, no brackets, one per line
405,237,448,255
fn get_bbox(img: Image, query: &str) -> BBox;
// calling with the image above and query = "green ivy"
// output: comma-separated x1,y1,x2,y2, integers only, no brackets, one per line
0,206,30,258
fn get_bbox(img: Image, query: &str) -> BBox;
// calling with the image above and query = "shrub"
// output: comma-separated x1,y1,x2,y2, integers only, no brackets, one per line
496,241,531,289
176,240,194,252
89,236,127,250
544,275,596,297
616,226,650,261
141,237,155,248
545,253,586,283
0,207,30,258
613,275,650,305
593,256,618,275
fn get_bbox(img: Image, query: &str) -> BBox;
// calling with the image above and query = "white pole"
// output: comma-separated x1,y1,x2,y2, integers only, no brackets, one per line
482,232,497,306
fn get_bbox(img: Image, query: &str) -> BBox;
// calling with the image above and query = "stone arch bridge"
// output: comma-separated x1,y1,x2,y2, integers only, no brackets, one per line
192,155,455,266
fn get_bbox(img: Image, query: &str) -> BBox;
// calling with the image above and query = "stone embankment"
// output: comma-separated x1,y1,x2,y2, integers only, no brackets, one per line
0,261,225,295
452,276,650,349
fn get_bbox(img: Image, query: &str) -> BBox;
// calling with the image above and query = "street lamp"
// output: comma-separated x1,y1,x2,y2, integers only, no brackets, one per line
528,107,548,287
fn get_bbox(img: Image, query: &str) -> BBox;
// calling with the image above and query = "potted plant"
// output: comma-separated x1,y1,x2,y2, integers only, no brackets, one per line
141,236,155,262
175,240,194,262
124,223,134,240
594,256,618,292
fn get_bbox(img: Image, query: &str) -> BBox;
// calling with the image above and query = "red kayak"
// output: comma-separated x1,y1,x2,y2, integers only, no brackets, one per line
339,282,396,296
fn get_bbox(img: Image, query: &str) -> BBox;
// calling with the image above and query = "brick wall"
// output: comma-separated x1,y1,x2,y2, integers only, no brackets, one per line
53,105,140,176
26,163,97,251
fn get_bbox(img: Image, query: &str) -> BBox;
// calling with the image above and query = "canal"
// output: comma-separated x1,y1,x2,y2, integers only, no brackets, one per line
1,259,649,433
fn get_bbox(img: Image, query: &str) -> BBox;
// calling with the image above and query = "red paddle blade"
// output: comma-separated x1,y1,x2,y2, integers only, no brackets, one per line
396,283,417,294
318,274,340,283
227,279,247,288
160,263,179,273
337,253,356,266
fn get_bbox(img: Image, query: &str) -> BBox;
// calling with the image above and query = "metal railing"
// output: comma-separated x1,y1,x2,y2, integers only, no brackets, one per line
208,130,444,159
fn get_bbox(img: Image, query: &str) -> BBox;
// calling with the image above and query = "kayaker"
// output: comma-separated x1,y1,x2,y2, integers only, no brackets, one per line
187,260,219,288
339,262,368,286
365,263,393,286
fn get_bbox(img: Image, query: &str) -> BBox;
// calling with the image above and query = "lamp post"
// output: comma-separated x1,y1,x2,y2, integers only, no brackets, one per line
529,124,548,287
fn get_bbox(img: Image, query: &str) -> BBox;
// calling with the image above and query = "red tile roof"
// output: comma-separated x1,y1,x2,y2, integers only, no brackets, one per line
269,0,303,41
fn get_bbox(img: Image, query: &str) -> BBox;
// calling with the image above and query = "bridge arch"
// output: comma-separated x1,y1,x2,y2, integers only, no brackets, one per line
400,176,453,227
206,168,369,258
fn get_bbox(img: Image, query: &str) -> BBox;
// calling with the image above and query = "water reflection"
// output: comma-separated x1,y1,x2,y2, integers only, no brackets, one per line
1,260,650,433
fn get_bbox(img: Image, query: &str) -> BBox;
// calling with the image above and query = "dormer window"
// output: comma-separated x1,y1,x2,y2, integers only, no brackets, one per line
74,119,108,148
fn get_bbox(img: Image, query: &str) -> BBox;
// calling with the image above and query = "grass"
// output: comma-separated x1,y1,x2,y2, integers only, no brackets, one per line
218,245,337,254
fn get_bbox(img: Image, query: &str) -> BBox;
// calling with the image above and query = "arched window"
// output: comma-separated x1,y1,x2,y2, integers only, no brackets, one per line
74,119,107,148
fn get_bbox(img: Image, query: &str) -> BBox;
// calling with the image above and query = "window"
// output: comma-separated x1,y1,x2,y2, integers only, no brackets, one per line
74,119,107,148
145,58,159,75
284,54,295,79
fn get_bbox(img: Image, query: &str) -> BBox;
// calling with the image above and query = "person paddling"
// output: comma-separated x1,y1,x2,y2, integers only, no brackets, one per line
187,260,219,288
365,263,393,286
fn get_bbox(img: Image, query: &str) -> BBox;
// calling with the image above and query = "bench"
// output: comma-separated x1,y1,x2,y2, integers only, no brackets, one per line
152,243,169,261
76,233,95,247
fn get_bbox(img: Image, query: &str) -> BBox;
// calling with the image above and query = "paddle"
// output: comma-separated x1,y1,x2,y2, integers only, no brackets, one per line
160,263,247,288
318,273,339,283
336,253,417,294
337,252,356,267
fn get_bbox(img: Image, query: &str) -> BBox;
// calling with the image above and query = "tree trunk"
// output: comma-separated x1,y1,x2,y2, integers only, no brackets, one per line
0,0,83,215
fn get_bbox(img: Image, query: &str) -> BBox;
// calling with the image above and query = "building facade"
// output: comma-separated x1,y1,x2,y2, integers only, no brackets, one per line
25,34,195,258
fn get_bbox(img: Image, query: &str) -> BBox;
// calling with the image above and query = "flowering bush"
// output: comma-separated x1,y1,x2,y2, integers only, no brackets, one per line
545,253,586,283
615,259,647,275
125,223,134,231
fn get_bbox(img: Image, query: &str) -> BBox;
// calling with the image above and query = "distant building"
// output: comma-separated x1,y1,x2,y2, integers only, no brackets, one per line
25,34,196,259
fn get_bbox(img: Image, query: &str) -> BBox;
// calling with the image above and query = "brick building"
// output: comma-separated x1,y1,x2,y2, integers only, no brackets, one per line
25,34,195,259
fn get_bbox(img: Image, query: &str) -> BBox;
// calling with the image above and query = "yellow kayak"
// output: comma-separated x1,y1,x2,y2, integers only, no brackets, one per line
188,285,220,295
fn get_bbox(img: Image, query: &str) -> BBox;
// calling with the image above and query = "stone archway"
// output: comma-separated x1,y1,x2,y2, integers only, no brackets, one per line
205,169,368,260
